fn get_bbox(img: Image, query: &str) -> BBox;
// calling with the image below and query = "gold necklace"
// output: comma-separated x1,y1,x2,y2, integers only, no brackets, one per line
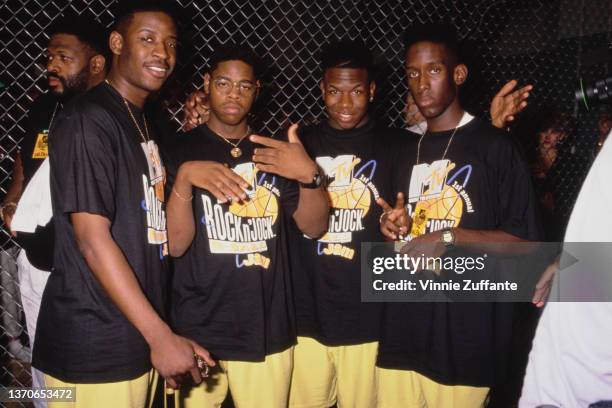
211,126,251,158
415,113,465,165
105,79,150,144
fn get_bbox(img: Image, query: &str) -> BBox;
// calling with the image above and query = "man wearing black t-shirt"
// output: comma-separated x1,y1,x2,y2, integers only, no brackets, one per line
167,45,328,408
377,23,540,407
32,3,213,406
0,14,107,399
286,40,406,408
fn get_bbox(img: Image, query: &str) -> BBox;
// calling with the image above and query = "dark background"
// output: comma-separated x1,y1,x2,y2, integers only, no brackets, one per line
1,0,611,400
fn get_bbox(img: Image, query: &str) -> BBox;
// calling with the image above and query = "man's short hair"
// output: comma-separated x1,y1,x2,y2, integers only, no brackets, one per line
209,44,263,79
403,22,461,65
48,12,108,58
320,39,375,80
112,0,179,35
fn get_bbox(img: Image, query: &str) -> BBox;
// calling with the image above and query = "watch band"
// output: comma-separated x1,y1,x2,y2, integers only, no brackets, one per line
299,172,324,189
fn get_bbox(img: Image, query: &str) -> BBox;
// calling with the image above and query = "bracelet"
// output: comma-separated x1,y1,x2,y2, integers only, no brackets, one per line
172,187,193,202
379,210,390,224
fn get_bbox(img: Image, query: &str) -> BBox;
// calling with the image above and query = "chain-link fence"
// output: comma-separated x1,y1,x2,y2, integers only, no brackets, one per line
1,0,611,402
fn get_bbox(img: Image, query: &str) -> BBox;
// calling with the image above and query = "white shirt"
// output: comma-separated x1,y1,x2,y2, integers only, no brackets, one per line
520,131,612,407
12,157,52,233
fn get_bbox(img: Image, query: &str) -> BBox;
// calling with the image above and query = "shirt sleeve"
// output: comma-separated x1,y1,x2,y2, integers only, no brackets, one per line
493,134,542,241
50,105,117,220
279,176,299,218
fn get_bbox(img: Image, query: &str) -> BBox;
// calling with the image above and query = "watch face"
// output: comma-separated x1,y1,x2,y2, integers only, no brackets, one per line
442,230,453,244
314,173,322,186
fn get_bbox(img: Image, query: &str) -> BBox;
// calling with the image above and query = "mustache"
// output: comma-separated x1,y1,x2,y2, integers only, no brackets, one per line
46,73,63,82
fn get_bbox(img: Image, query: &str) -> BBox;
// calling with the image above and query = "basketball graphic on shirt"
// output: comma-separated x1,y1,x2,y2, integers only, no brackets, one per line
202,162,280,263
315,154,379,253
327,177,371,215
229,185,279,223
407,158,474,239
414,184,463,226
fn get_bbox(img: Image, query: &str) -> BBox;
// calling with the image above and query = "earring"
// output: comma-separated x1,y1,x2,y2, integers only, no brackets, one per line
369,96,374,102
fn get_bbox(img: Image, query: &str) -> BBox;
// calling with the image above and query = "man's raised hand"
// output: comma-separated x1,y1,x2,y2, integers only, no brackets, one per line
490,79,533,129
182,90,210,131
251,123,318,183
377,192,410,241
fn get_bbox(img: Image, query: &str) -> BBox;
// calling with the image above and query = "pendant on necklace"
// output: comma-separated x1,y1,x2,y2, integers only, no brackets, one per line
230,147,242,158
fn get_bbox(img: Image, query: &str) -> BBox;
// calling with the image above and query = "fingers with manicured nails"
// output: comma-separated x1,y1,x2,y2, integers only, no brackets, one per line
207,185,229,203
216,182,242,203
184,161,250,203
221,166,250,191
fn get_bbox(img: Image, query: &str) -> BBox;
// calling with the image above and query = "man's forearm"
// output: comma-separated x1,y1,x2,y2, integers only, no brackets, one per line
454,228,535,254
167,166,196,257
71,213,171,346
293,186,329,238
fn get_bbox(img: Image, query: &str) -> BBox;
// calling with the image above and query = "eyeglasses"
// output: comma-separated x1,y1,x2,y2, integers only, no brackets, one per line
212,78,259,95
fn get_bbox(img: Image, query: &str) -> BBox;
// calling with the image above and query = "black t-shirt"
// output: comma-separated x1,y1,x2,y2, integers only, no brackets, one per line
377,117,541,387
14,93,60,270
33,82,170,383
289,121,405,345
168,125,299,362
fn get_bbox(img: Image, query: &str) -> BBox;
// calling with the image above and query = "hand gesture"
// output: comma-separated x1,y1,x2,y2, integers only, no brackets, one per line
182,90,210,131
150,331,216,389
490,80,533,128
179,161,250,204
251,123,318,184
376,193,410,241
532,257,559,308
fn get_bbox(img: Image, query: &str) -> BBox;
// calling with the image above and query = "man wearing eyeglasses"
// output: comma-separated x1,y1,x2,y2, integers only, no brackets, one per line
165,44,328,408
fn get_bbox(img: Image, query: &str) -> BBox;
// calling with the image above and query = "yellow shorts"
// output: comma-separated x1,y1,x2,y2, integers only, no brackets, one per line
178,347,293,408
376,368,490,408
44,370,154,408
289,336,378,408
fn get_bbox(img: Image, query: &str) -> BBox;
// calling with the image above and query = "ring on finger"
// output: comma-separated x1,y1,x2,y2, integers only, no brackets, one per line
194,353,210,378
